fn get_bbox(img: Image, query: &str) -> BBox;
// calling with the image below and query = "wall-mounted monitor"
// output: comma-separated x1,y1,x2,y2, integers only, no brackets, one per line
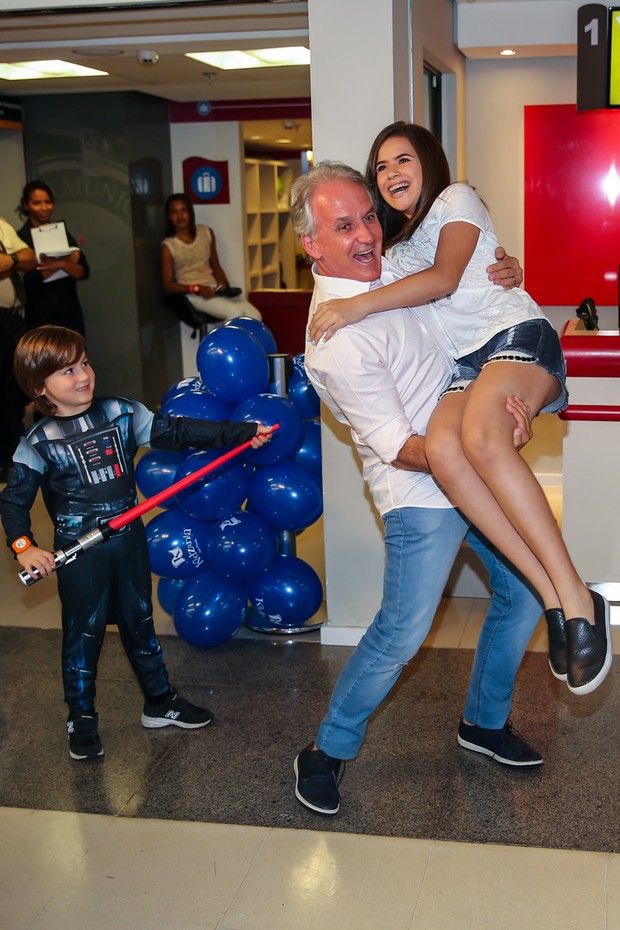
610,7,620,106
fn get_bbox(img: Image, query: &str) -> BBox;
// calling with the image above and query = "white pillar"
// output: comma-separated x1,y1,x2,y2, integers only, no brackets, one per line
307,0,414,642
308,0,413,171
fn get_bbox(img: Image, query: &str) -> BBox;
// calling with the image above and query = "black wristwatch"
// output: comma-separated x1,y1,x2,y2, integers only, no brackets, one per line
11,253,19,266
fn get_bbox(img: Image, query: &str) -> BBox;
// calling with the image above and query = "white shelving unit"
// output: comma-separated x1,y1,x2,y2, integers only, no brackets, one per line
244,157,298,291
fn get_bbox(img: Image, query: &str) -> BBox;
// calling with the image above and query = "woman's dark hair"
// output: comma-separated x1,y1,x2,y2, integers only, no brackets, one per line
165,192,196,240
365,122,451,248
14,325,86,415
18,180,55,220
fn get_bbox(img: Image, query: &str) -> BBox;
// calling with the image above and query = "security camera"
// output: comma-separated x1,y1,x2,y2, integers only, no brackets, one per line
137,49,159,66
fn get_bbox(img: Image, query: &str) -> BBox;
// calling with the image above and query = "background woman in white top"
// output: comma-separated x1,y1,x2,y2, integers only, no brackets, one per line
308,123,610,698
161,193,261,322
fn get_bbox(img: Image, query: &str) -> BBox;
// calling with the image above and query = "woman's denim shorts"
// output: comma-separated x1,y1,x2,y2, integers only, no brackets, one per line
442,318,568,414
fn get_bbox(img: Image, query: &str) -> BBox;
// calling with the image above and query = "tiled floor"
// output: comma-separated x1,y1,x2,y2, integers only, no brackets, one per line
2,491,620,930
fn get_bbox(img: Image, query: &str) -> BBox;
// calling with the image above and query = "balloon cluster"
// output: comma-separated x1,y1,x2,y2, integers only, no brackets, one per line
137,318,323,648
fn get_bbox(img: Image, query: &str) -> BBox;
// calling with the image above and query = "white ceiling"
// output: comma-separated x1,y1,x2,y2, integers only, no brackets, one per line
455,0,582,60
0,0,581,148
0,1,310,99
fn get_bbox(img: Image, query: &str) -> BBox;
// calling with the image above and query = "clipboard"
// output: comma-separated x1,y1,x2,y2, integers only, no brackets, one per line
30,222,79,282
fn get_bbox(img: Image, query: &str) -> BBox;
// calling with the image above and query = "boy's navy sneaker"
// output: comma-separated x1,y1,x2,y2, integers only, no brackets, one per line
566,590,612,695
141,690,213,729
457,718,543,767
294,744,343,815
544,607,567,680
67,713,104,761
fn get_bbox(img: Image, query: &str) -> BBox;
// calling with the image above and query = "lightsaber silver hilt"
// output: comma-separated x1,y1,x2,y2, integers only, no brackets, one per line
18,527,109,586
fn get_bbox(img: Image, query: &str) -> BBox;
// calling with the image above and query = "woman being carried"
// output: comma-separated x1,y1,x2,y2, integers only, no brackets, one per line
161,193,262,323
309,121,610,696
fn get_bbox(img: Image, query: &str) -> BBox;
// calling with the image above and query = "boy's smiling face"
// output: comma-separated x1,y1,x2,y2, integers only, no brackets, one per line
39,352,95,416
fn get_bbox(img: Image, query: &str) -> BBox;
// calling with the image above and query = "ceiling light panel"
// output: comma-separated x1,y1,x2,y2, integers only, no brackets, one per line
186,46,310,70
0,59,108,80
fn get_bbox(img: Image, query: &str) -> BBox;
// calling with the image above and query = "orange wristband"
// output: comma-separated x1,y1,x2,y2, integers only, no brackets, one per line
188,284,200,294
11,536,32,554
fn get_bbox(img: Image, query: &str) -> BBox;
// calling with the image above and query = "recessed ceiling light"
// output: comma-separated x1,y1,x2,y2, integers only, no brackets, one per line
0,59,108,80
186,47,310,70
500,48,517,57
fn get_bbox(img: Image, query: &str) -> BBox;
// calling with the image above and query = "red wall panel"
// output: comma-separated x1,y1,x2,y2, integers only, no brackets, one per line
524,104,620,307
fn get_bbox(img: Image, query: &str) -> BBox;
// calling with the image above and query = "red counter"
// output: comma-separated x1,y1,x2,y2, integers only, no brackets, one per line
560,320,620,602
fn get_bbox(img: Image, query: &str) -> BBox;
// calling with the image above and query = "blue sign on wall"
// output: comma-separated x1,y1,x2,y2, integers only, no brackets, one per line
183,156,230,204
191,164,223,200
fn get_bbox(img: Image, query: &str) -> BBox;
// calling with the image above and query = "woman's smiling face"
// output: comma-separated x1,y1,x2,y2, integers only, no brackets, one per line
26,188,55,227
375,135,424,218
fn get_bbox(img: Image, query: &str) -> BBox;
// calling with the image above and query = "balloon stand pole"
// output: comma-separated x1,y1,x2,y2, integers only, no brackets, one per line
268,353,293,397
277,529,296,557
245,354,326,636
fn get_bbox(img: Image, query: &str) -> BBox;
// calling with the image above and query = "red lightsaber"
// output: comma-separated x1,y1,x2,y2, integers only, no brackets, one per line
18,424,279,586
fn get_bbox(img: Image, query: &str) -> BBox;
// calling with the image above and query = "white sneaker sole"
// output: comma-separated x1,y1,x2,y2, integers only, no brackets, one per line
141,715,212,729
548,658,568,682
69,746,104,760
457,735,543,767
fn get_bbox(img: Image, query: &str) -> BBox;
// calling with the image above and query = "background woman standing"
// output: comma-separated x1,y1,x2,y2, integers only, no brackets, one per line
18,180,90,335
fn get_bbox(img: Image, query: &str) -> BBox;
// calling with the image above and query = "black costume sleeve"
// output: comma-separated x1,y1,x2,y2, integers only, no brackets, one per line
149,413,258,452
0,463,42,552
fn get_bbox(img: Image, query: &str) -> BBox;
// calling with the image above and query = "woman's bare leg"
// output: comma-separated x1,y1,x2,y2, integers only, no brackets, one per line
425,390,560,609
440,361,592,623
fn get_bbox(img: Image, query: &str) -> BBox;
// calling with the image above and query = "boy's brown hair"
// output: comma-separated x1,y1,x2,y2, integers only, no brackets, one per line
14,325,86,415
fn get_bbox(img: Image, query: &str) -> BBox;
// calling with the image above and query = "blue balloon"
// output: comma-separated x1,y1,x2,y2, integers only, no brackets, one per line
294,420,322,478
232,394,305,465
162,389,233,421
247,461,323,531
248,555,323,627
289,354,320,420
223,317,278,355
197,326,269,404
161,376,206,406
174,569,247,647
135,449,187,507
157,576,186,616
175,452,250,521
145,509,212,579
207,509,277,583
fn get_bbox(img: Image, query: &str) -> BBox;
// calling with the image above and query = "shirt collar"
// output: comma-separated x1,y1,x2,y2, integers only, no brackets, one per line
310,256,402,299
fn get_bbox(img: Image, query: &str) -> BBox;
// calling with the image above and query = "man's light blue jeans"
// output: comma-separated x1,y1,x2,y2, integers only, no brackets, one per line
316,506,543,760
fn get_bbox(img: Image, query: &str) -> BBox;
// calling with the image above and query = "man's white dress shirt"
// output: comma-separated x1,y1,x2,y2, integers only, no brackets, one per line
304,258,456,517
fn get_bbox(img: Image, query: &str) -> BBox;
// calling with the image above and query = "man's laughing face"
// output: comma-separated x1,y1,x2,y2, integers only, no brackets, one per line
301,180,383,282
